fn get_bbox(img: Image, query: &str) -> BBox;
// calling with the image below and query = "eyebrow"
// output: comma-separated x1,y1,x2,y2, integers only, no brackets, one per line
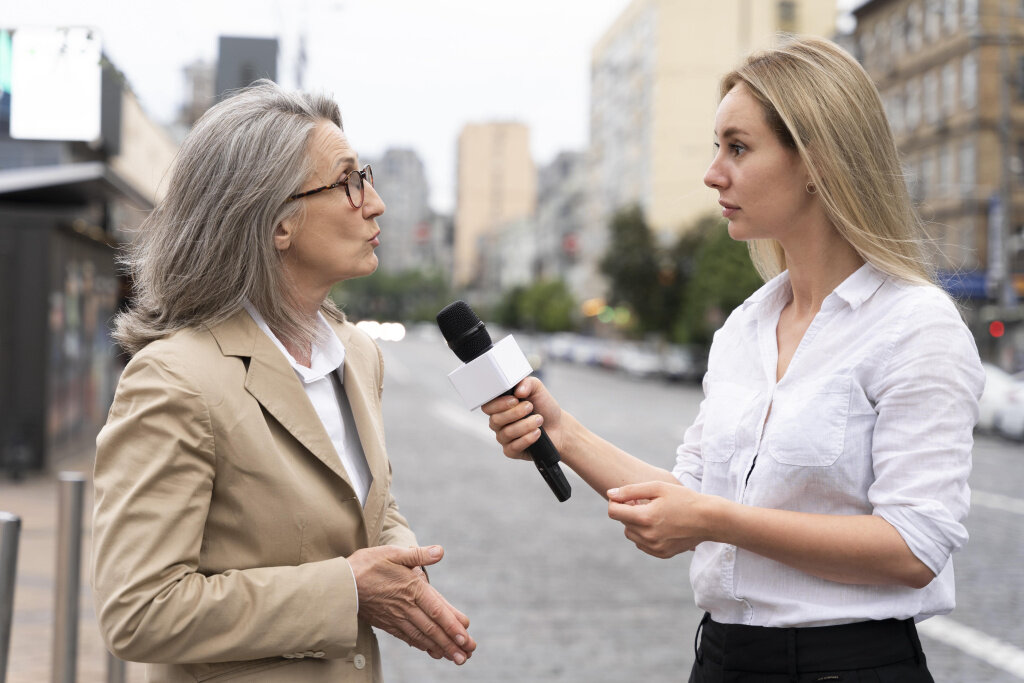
332,155,358,172
715,127,751,140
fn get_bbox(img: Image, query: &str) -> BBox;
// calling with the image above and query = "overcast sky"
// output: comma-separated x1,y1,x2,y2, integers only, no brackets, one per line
2,0,855,212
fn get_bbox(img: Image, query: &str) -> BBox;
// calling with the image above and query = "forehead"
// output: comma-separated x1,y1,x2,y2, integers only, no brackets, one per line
715,84,767,134
307,120,356,173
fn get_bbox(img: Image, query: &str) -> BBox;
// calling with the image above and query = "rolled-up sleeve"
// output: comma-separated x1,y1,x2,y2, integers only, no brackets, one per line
868,296,985,576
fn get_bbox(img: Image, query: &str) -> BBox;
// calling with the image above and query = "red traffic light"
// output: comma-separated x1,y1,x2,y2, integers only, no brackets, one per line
989,321,1005,338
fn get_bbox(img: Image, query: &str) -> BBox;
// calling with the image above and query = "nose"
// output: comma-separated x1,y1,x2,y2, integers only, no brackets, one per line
362,182,385,219
704,152,727,190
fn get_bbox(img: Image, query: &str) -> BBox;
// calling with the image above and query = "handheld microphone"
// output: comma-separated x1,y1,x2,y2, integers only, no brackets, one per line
436,301,571,502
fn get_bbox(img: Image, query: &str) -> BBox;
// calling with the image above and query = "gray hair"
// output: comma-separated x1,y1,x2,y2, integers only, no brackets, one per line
113,79,344,356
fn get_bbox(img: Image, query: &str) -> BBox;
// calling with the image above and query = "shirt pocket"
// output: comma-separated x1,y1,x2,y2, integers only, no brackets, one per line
699,380,756,463
767,375,852,467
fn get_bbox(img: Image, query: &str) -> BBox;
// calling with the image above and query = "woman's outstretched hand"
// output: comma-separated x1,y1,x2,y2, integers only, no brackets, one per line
480,377,563,461
607,482,717,559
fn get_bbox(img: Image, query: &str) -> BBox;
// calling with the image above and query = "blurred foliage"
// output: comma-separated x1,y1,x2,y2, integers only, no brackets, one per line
494,278,576,332
331,269,452,322
600,205,763,344
673,214,764,346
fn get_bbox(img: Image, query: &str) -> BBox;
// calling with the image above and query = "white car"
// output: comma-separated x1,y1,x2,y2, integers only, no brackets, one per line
993,376,1024,441
978,363,1019,432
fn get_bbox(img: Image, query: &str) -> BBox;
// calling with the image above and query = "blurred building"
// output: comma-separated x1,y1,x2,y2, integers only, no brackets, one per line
215,36,278,101
179,59,215,129
0,28,177,473
367,147,436,274
454,122,536,287
852,0,1024,367
536,151,590,300
588,0,837,245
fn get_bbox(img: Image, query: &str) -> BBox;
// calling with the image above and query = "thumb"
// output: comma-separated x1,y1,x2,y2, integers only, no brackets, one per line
395,545,445,568
607,481,663,503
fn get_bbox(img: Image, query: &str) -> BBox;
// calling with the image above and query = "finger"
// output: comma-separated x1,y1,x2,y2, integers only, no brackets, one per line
481,394,519,416
381,621,443,659
405,604,470,664
413,586,474,660
497,412,544,444
391,545,445,569
487,400,534,431
503,426,542,459
513,376,539,399
435,591,472,633
607,500,648,525
607,481,664,503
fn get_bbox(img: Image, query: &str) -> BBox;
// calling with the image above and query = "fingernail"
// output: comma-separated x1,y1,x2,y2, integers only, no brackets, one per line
429,546,442,558
523,401,532,412
454,653,466,665
607,488,619,496
456,634,466,646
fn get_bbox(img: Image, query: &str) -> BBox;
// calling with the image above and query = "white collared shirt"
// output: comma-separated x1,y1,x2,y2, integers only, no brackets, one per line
243,303,373,506
673,263,985,627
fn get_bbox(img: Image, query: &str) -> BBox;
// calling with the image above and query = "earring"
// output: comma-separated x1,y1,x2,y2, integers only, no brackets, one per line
806,182,817,195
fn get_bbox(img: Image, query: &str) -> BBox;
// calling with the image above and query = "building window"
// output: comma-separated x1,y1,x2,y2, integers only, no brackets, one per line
939,144,953,193
889,90,905,134
906,78,922,129
942,63,957,115
777,1,797,32
925,0,941,42
963,0,978,26
960,139,975,194
924,71,939,124
945,0,959,33
961,54,977,109
908,2,922,51
891,14,905,57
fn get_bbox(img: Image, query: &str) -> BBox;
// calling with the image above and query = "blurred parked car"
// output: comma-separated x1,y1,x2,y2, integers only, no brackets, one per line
662,344,708,384
978,363,1019,433
993,376,1024,442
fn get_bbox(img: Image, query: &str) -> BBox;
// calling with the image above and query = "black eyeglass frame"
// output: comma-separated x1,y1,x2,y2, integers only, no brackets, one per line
285,164,374,208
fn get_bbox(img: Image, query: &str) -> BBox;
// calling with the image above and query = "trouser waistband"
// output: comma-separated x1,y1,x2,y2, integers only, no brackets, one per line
695,613,925,675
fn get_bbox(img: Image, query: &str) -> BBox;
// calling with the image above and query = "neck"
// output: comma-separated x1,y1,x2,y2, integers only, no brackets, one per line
781,228,864,317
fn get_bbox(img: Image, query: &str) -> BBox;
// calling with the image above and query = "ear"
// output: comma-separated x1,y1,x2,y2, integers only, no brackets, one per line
274,216,297,252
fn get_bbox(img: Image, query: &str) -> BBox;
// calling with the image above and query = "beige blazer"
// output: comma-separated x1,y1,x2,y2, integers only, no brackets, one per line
92,310,417,682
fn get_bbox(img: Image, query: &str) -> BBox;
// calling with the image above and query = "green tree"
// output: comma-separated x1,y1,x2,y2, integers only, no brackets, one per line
330,269,452,322
674,214,763,345
495,279,575,332
600,204,672,337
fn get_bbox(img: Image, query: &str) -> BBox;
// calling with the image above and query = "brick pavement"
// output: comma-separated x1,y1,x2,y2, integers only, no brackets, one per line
0,446,146,683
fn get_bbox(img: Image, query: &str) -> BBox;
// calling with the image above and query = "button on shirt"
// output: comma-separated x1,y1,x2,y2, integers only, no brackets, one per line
672,263,985,628
243,303,373,505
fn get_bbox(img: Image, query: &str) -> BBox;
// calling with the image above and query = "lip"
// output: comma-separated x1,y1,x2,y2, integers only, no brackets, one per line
369,230,381,247
718,200,739,218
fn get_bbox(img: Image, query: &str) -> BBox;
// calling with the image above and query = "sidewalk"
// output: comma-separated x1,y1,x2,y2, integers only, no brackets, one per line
1,443,145,683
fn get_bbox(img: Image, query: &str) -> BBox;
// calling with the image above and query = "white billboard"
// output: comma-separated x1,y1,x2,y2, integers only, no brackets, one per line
9,27,102,142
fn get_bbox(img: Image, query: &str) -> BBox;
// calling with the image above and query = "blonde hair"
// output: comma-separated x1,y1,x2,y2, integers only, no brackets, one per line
721,36,933,285
114,80,344,355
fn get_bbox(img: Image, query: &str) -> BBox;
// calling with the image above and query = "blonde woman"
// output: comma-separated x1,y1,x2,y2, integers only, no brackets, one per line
483,36,982,682
92,81,475,682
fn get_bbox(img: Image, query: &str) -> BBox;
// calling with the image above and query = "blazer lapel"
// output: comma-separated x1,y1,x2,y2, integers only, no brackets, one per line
332,321,389,536
210,311,357,495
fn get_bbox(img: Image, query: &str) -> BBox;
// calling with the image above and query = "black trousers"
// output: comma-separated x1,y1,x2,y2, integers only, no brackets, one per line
688,613,935,683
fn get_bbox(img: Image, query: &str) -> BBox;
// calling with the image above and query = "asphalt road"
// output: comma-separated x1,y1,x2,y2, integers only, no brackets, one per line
374,331,1024,683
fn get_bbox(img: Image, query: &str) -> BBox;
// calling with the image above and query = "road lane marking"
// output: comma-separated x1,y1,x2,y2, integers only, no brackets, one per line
972,490,1024,516
917,615,1024,680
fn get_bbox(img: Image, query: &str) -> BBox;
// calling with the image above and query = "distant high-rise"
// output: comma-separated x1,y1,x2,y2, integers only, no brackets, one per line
179,59,214,128
369,148,433,274
215,36,278,100
454,122,536,287
589,0,836,239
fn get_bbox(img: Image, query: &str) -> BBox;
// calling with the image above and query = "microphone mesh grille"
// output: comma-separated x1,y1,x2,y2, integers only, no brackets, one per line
436,300,493,362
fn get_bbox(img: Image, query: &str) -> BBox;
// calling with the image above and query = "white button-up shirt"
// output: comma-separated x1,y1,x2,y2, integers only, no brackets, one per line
243,303,373,506
672,263,985,627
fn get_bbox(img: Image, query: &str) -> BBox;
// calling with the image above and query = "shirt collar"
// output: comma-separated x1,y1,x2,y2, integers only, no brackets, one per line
242,301,346,384
740,262,888,313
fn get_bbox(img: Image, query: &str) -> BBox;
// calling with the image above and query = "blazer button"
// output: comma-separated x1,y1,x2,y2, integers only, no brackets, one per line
353,654,366,670
312,651,326,658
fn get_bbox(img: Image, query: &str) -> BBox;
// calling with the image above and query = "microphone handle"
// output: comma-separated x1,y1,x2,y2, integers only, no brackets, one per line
502,388,571,502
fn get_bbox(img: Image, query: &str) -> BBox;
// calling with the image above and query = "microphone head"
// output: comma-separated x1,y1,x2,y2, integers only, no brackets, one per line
436,300,493,363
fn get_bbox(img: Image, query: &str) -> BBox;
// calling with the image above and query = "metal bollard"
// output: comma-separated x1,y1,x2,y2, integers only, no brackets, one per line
52,473,85,683
106,651,125,683
1,512,21,683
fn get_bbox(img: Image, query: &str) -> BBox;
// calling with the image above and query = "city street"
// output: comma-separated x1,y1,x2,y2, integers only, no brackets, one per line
375,332,1024,683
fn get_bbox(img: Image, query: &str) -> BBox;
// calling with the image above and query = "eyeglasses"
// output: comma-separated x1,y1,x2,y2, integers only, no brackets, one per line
285,164,374,208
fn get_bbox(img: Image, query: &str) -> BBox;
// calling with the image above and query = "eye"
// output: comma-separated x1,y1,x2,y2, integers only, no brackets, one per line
729,143,746,157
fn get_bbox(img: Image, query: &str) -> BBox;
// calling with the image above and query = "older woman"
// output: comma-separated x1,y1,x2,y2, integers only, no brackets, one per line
483,37,983,682
92,80,475,682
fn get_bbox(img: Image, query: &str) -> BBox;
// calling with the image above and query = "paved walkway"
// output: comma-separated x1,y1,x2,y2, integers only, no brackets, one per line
1,446,145,683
